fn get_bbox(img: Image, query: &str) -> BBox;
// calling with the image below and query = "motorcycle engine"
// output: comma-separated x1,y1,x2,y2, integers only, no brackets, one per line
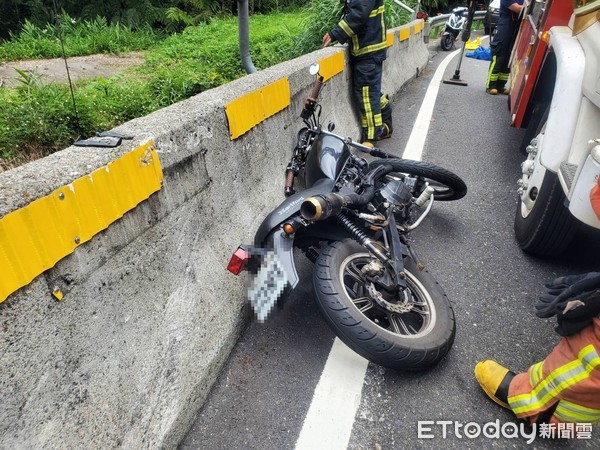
377,179,412,208
372,179,413,222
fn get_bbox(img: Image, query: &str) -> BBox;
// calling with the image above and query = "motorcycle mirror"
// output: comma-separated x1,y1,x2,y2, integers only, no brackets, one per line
309,63,320,76
327,122,335,132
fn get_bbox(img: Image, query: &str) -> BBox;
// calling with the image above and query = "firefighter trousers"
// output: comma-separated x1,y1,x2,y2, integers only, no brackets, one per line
507,317,600,424
352,57,392,141
486,17,517,91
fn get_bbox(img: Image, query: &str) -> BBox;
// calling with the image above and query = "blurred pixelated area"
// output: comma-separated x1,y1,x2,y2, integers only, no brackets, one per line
247,252,289,322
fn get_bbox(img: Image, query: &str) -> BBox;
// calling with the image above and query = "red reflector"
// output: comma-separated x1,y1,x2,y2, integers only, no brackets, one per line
227,247,250,275
417,11,423,18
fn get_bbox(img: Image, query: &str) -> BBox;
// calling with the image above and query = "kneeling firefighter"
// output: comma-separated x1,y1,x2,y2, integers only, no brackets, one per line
322,0,393,146
475,272,600,425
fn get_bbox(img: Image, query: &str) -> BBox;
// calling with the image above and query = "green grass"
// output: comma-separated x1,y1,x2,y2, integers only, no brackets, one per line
0,3,420,169
0,15,164,62
0,11,307,167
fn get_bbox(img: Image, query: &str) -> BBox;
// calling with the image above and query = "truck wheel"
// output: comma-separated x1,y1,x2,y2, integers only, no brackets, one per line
514,170,579,256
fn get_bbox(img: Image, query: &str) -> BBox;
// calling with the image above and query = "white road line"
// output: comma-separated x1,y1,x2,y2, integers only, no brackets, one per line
402,47,461,160
296,37,488,450
295,338,369,450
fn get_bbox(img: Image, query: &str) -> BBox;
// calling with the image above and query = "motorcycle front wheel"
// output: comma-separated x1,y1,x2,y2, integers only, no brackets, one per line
369,158,467,201
313,239,456,371
440,33,454,51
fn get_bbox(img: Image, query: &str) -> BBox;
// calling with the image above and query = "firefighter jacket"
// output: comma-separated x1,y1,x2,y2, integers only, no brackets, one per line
329,0,387,61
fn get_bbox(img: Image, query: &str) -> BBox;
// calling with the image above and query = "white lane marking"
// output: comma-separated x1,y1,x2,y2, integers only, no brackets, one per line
403,36,488,161
402,48,461,160
296,37,488,450
295,338,368,450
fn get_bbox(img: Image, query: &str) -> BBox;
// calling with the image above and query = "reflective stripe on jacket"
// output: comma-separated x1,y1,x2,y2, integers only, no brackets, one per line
507,316,600,424
329,0,387,60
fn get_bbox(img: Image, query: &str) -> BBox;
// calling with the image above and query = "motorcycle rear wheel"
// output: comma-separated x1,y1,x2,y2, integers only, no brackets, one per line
313,239,456,371
370,158,467,201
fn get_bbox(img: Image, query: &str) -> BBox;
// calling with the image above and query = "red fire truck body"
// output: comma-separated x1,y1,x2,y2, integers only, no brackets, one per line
509,0,573,128
507,0,600,256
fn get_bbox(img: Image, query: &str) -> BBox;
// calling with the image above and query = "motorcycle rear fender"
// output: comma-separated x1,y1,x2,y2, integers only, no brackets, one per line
253,178,335,246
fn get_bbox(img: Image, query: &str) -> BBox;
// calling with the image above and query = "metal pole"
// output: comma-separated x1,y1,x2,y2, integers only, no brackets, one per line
443,0,477,86
238,0,257,74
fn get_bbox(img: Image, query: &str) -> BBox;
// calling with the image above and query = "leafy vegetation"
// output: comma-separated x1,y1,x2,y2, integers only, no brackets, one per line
0,0,310,39
0,14,163,61
0,1,426,169
0,11,306,168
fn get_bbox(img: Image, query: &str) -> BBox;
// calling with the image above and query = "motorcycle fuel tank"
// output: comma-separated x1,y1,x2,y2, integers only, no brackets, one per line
304,134,350,188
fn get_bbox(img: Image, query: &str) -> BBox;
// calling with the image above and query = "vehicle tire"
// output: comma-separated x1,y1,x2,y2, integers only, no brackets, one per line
313,240,456,371
514,170,579,256
441,33,454,51
370,158,467,201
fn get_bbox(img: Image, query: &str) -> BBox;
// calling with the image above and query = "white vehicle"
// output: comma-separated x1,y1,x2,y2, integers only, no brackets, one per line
509,0,600,256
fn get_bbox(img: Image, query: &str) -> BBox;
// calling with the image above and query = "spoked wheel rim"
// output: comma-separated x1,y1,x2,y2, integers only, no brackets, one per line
339,253,437,338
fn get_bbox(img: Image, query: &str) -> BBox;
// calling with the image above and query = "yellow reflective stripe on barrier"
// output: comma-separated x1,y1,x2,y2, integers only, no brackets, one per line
414,20,424,34
318,52,345,81
225,78,290,140
386,32,394,47
0,142,163,303
399,27,411,42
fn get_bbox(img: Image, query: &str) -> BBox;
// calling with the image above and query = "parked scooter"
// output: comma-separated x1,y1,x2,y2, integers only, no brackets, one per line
227,63,467,371
441,6,468,51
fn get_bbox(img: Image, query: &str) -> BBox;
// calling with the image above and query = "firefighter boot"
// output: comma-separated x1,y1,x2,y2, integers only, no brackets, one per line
474,360,515,410
362,124,389,147
378,95,393,140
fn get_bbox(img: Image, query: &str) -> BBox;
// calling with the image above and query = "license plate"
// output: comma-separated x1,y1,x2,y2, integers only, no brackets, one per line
247,252,289,322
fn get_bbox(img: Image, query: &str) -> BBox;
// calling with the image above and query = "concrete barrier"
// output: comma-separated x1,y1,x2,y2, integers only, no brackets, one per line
0,21,428,448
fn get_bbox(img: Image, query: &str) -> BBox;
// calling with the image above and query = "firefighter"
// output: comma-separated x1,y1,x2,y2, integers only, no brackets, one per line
475,272,600,425
322,0,393,146
486,0,524,95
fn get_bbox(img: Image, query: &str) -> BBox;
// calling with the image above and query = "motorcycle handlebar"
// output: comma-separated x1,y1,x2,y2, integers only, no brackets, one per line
284,168,296,196
309,76,324,101
316,128,394,158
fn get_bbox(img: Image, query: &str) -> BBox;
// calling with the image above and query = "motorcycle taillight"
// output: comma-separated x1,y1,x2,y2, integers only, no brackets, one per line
227,247,250,275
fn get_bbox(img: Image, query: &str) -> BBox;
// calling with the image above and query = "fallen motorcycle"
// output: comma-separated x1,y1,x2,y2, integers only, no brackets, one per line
227,64,467,370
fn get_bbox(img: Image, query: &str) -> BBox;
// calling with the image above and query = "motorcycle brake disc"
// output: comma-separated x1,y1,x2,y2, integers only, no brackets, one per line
366,282,412,314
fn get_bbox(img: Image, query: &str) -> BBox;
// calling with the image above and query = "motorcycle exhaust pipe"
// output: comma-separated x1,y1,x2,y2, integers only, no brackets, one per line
301,194,345,221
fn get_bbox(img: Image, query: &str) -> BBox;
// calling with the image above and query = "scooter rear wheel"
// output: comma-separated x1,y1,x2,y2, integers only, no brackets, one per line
441,33,454,51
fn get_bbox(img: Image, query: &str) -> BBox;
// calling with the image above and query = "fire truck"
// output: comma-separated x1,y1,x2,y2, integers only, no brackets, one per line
508,0,600,256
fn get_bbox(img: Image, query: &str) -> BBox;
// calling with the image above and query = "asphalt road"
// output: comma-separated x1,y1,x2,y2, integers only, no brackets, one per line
180,36,600,450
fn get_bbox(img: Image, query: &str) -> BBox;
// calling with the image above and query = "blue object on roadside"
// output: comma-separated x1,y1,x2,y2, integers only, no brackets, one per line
466,46,492,61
